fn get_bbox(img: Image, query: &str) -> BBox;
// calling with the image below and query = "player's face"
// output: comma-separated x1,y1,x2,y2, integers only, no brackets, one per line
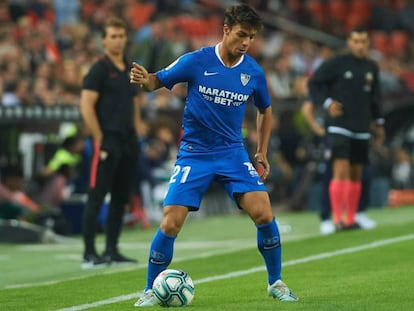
223,24,257,58
103,26,127,56
347,32,370,58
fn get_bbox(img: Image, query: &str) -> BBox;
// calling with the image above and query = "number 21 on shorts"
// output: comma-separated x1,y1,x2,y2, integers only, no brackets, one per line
169,165,192,184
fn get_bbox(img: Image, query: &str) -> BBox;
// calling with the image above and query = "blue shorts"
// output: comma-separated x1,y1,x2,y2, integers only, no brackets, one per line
163,147,267,210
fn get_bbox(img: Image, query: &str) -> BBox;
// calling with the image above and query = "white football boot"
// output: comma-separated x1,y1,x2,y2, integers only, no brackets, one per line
268,280,299,302
134,289,157,307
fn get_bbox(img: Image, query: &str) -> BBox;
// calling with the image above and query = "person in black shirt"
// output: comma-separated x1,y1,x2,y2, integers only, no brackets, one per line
80,17,141,268
302,100,377,234
308,26,384,230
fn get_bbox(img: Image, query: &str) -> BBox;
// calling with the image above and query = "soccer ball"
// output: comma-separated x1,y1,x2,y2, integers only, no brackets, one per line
152,269,195,307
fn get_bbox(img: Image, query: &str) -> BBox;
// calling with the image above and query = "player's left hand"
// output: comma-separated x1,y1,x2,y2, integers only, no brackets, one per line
130,62,149,87
254,153,270,182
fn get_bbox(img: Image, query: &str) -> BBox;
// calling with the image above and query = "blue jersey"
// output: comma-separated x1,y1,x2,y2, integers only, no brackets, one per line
156,44,270,152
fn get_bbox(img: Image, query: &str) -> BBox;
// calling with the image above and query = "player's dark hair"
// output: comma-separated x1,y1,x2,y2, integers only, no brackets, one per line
348,25,368,38
224,4,263,31
102,17,127,38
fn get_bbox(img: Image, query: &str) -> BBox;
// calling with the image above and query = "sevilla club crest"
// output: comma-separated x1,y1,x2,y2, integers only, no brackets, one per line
240,73,250,86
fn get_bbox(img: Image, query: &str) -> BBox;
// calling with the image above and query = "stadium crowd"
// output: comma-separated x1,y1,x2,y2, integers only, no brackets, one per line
1,0,414,233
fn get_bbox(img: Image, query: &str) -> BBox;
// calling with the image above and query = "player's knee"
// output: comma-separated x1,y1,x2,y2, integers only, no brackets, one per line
160,219,182,236
160,205,187,236
254,213,274,226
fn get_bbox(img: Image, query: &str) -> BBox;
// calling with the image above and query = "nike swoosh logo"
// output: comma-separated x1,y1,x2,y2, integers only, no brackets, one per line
204,70,219,76
257,180,264,185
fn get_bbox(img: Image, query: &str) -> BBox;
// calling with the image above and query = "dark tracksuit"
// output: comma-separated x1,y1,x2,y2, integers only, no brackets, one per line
82,55,139,255
308,53,383,221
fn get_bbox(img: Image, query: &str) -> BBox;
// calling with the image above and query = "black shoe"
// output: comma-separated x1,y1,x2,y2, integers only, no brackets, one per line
103,252,137,265
343,222,362,230
81,253,109,269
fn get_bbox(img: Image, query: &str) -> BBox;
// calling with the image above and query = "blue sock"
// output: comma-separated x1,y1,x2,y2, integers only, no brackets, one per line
256,218,282,285
146,228,176,290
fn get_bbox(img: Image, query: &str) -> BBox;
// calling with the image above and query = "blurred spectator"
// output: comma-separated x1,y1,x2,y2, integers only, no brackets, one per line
22,31,50,74
33,76,57,107
266,54,296,99
0,162,72,232
132,119,155,225
290,39,317,76
52,0,80,27
391,147,414,189
368,132,393,208
311,45,334,73
291,75,309,98
144,116,178,216
41,135,84,176
57,59,82,105
0,164,40,220
146,117,178,179
169,24,191,58
131,15,175,73
33,134,84,208
143,87,183,121
377,56,404,94
1,79,31,106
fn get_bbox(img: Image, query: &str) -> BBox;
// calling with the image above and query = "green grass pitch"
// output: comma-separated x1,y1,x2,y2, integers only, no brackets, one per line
1,206,413,310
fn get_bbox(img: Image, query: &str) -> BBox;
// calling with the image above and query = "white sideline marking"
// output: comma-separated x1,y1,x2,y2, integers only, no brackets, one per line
5,244,258,290
17,240,256,251
55,234,414,311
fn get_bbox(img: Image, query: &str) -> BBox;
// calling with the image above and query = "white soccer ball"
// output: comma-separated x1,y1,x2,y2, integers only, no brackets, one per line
152,269,195,307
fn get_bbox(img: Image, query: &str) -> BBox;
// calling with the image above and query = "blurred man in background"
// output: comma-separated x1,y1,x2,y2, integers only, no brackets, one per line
80,17,141,269
308,26,384,231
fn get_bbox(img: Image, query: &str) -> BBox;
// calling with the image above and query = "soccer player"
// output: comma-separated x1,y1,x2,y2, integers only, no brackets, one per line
130,4,298,306
80,17,141,268
308,26,384,230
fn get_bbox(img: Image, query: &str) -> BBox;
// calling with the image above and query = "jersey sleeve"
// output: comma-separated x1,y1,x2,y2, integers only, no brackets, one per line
156,52,196,90
252,69,271,109
82,61,106,92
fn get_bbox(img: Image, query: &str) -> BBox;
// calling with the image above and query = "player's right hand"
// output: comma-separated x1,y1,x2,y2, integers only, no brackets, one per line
328,100,343,117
